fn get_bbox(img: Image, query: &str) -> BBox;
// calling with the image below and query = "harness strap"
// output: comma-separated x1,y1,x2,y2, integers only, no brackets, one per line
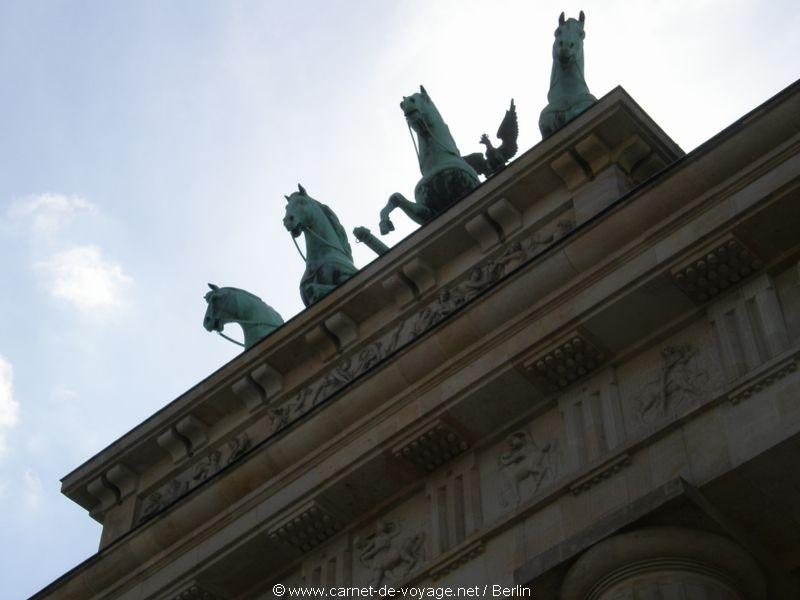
408,122,420,162
292,235,307,262
216,330,245,348
291,224,351,264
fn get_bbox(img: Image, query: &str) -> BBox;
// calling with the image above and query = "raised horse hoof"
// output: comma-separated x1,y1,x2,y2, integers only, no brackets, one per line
379,219,395,235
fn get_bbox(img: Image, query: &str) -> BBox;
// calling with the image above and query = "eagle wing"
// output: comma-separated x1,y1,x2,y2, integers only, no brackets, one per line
496,99,519,162
462,152,489,177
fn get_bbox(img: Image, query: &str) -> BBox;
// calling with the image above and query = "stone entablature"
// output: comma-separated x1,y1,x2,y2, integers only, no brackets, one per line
39,81,800,599
59,86,682,534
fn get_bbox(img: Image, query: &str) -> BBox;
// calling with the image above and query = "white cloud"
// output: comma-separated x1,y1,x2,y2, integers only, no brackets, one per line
8,193,94,237
0,356,20,460
36,245,133,313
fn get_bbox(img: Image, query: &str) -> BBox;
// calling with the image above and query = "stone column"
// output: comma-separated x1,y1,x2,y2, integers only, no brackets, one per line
559,527,765,600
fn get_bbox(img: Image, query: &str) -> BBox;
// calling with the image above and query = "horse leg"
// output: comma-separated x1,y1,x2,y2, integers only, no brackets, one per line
379,192,433,235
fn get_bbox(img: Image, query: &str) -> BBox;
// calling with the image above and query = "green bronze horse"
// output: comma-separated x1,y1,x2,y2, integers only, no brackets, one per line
379,86,480,235
203,283,283,349
539,11,597,139
283,184,358,306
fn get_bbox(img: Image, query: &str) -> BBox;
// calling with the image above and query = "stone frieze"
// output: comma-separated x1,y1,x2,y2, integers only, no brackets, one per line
137,218,573,525
136,432,250,524
266,216,575,434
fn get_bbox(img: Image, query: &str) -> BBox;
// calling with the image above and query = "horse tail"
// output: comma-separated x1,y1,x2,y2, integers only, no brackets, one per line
320,203,353,261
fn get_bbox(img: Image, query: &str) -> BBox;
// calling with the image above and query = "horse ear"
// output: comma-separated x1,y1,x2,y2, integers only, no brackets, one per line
559,12,565,26
208,283,219,291
579,10,585,24
284,195,290,202
297,183,306,195
419,85,428,96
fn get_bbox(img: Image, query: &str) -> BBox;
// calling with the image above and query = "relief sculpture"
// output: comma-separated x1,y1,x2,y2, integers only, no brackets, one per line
356,521,425,586
498,431,558,507
263,217,575,437
636,344,709,424
142,217,577,524
137,432,251,524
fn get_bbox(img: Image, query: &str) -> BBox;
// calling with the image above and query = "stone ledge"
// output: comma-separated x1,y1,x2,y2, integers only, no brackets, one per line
570,453,632,496
728,348,800,404
427,541,486,581
173,582,223,600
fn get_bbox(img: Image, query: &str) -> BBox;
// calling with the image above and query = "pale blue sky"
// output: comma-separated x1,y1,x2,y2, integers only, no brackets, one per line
1,1,798,597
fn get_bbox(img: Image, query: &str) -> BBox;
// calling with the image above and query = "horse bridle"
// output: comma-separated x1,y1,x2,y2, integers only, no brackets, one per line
211,295,273,349
290,223,350,264
407,110,459,162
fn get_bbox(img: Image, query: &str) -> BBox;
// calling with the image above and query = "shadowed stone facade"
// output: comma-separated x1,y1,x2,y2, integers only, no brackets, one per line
35,81,800,599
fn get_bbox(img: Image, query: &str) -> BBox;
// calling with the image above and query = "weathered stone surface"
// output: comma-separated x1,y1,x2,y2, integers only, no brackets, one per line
38,80,800,600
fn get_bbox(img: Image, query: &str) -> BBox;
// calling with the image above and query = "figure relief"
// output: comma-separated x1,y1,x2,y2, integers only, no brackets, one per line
636,344,710,424
192,449,221,484
498,431,558,507
136,431,251,524
524,218,575,254
356,520,426,586
225,432,251,465
138,478,188,521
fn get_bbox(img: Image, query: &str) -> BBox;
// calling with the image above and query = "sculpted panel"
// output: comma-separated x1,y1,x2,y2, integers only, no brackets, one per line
498,431,559,508
618,321,723,434
356,521,426,586
352,493,429,586
635,344,708,424
137,432,251,524
481,409,563,521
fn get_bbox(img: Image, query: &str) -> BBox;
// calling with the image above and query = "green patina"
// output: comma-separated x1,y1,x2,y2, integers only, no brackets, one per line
203,283,283,350
352,226,390,257
379,86,480,235
283,184,358,306
539,11,597,139
462,99,519,177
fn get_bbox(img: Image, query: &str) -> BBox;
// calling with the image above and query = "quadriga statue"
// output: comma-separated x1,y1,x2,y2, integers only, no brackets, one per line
539,11,597,138
283,184,358,306
377,86,481,235
353,87,518,252
203,283,283,350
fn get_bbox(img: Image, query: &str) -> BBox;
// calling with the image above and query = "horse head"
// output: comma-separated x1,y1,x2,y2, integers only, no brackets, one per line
203,283,230,332
400,85,460,168
203,283,284,348
283,183,313,238
400,85,443,136
553,11,586,70
283,184,353,262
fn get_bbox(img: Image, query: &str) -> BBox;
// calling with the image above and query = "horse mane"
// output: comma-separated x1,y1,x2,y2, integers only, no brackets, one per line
420,94,460,157
225,287,264,303
317,201,353,260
